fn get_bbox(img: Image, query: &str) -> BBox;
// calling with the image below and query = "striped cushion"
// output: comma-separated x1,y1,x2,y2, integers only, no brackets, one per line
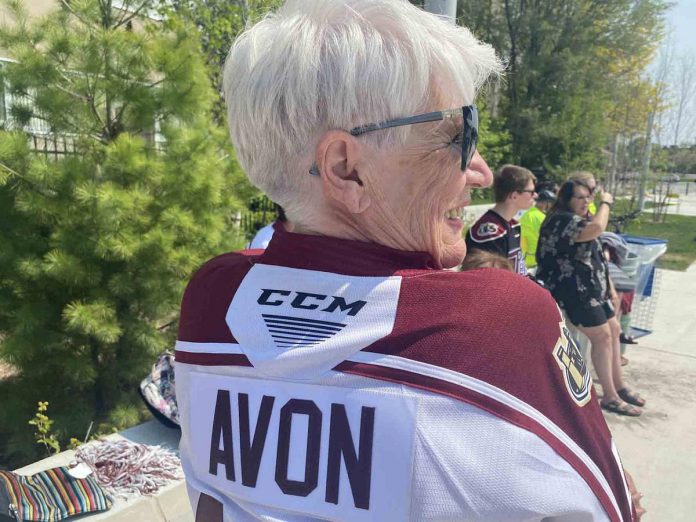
0,467,112,521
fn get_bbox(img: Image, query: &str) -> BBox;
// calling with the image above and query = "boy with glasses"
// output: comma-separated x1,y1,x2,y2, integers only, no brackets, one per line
465,165,537,275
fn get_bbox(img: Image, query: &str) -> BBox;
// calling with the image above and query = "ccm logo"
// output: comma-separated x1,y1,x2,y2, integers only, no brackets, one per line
257,289,367,317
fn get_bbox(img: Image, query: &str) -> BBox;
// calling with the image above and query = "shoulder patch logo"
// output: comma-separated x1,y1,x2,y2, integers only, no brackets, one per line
553,322,592,406
477,222,500,237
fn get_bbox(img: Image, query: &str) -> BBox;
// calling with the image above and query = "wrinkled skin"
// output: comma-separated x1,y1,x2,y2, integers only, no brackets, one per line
311,103,493,269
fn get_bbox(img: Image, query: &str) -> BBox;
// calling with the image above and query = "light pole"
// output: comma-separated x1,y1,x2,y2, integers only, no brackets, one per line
423,0,457,25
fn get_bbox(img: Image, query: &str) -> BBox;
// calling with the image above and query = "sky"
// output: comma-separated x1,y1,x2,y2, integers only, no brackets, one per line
664,0,696,55
653,0,696,145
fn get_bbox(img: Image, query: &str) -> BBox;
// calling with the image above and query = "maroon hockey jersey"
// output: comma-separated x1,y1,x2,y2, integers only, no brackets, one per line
466,209,527,275
175,225,634,521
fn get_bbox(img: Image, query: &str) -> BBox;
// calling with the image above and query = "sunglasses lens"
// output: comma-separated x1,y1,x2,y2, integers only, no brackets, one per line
461,105,478,170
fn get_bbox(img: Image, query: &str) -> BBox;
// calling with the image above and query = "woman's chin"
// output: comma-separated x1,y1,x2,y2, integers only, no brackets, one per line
439,243,466,269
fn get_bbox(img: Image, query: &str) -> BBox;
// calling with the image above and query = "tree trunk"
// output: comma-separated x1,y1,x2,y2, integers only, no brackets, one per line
637,111,655,211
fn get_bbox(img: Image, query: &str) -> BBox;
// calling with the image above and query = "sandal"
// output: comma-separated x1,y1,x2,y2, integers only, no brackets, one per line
617,387,646,407
620,333,638,345
621,356,629,366
601,399,641,417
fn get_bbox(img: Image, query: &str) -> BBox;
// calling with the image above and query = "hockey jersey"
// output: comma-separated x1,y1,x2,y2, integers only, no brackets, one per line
175,225,634,522
466,209,527,275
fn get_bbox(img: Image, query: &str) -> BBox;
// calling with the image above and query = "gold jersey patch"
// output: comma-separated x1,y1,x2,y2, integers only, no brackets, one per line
553,321,592,406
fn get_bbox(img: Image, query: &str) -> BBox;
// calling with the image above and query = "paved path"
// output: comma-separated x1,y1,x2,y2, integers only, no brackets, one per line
603,263,696,521
644,181,696,217
468,189,696,519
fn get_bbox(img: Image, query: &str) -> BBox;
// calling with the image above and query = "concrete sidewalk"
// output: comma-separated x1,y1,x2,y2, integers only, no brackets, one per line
603,263,696,521
643,182,696,217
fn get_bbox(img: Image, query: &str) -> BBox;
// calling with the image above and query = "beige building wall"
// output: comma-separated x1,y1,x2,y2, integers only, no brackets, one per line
0,1,58,57
1,1,152,59
20,0,56,18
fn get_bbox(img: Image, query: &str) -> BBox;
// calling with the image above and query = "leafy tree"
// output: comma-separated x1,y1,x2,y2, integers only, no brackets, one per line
474,97,513,198
458,0,669,180
0,0,245,466
653,144,696,174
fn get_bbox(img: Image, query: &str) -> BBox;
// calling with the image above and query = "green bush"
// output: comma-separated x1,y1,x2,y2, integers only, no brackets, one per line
0,0,247,468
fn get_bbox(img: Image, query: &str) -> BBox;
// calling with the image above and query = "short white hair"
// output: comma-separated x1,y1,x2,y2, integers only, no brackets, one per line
223,0,502,215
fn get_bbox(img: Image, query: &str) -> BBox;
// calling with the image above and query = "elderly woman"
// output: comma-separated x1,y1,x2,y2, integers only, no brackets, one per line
174,1,639,520
536,179,646,417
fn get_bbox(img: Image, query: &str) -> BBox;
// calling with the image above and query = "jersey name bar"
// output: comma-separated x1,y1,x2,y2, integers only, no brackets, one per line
208,389,375,510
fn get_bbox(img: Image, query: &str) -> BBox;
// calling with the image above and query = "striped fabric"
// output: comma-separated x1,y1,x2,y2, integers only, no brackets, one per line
0,467,112,521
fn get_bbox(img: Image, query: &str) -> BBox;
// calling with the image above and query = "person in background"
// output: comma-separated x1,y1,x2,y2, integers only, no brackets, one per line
247,206,292,249
536,179,646,417
465,165,537,275
520,188,557,271
601,232,639,366
459,249,513,271
175,1,642,520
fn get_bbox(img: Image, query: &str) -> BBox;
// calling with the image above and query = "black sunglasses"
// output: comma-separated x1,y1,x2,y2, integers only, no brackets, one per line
309,105,478,175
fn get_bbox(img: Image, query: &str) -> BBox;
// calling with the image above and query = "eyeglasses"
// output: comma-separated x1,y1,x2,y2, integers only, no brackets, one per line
309,105,478,175
518,190,537,194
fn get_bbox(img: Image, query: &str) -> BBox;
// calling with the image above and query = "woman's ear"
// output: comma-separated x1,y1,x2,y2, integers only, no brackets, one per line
315,130,371,214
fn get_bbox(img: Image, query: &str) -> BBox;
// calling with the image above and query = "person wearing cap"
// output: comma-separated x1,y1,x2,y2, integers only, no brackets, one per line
520,187,556,271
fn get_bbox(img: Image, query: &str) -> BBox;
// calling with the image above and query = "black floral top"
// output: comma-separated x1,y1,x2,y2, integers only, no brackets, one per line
536,211,610,313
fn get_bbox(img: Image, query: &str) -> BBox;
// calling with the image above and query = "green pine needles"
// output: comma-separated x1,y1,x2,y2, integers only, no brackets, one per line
0,0,248,467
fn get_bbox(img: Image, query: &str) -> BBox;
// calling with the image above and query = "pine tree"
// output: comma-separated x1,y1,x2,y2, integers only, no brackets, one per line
0,0,245,465
162,0,283,122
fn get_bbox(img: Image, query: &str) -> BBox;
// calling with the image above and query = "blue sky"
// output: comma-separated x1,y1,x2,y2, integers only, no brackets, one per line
665,0,696,55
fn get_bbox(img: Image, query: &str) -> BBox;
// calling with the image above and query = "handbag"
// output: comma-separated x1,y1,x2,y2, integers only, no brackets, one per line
0,466,112,521
139,352,179,428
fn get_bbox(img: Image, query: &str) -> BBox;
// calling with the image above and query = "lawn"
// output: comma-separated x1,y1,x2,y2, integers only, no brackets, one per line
624,213,696,271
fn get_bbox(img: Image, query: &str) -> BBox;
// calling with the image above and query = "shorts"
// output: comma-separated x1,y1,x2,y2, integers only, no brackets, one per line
621,291,635,314
564,301,615,328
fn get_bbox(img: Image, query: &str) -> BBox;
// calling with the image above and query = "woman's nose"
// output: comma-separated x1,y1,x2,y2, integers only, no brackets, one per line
465,150,493,188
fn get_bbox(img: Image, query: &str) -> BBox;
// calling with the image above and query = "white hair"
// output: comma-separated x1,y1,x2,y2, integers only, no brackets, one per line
223,0,502,216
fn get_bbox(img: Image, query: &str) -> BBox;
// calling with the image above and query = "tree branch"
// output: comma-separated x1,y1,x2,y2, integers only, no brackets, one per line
0,161,54,198
114,0,152,29
60,0,91,27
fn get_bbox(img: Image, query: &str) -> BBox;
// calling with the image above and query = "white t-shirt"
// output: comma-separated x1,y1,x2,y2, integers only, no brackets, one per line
247,223,275,249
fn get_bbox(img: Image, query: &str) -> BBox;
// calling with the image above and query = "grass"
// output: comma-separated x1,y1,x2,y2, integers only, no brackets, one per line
623,214,696,271
598,198,696,271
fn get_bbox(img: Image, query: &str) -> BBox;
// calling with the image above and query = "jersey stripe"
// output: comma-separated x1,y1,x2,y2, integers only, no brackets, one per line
176,341,244,354
336,351,625,522
173,341,627,521
175,341,251,366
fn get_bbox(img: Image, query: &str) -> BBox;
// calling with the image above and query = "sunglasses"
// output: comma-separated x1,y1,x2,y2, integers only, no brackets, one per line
310,105,478,175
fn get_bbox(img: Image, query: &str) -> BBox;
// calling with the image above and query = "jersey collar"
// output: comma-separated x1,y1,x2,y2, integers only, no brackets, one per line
258,222,436,276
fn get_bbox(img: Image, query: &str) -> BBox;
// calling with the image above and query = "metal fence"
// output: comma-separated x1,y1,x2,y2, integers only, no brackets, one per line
239,195,279,239
27,133,77,160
